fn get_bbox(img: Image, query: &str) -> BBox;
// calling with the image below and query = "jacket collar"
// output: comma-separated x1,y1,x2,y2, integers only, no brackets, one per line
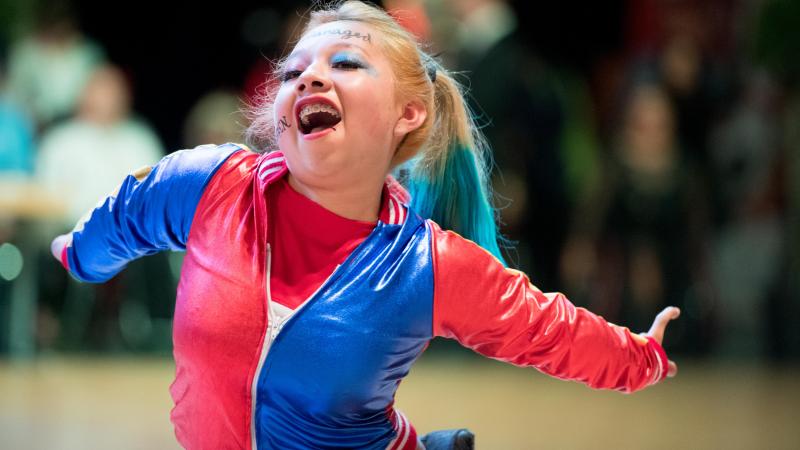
255,151,409,226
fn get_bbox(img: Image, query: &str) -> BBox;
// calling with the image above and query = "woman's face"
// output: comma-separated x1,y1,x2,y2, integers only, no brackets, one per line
273,21,413,189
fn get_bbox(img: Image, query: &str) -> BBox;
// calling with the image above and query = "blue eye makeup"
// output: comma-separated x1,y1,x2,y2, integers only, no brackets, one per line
278,51,371,83
331,52,367,70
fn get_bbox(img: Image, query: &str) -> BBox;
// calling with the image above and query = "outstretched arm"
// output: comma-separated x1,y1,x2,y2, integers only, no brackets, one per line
52,144,240,283
429,221,677,393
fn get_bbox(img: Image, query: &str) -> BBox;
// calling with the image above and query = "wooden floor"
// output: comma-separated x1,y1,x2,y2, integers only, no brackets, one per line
1,353,798,450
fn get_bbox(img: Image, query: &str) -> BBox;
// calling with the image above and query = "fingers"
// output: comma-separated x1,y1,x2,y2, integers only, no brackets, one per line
656,306,681,325
667,360,678,378
643,307,680,380
647,306,681,344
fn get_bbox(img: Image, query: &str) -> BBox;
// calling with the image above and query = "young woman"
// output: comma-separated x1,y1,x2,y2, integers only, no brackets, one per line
51,2,679,449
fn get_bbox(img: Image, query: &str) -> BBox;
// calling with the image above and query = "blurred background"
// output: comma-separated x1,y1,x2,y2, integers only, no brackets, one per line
0,0,798,448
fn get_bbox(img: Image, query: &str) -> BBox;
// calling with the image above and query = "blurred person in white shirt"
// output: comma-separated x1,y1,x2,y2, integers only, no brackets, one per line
36,64,163,226
5,1,104,128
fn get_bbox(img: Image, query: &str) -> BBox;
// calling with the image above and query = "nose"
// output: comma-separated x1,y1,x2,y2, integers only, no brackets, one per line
296,67,330,93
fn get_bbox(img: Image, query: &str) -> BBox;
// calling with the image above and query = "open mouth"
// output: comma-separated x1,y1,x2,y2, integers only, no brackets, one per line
298,102,342,135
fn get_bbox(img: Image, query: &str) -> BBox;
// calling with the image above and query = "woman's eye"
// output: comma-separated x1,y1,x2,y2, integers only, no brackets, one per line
280,70,302,82
332,60,362,70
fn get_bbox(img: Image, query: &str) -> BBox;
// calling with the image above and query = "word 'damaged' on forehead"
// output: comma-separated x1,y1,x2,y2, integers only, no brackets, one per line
306,28,372,44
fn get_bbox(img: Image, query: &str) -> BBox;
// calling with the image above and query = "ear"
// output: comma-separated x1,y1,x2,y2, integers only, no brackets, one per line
393,99,427,139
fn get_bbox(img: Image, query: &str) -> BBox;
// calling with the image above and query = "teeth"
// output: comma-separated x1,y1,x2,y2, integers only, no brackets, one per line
299,103,340,125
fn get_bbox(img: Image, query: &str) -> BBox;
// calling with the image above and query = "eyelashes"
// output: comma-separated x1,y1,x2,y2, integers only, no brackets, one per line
331,55,365,70
280,70,302,82
332,60,362,70
279,55,366,82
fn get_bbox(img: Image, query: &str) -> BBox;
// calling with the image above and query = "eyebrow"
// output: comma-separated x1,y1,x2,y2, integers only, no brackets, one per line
286,42,369,62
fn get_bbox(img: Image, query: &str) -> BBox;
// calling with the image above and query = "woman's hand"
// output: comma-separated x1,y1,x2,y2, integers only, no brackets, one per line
645,306,680,377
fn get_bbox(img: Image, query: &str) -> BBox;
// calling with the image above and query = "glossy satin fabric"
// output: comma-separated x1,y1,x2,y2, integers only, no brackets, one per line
171,147,268,449
430,222,668,392
173,147,430,449
255,217,433,449
63,143,669,450
65,143,237,281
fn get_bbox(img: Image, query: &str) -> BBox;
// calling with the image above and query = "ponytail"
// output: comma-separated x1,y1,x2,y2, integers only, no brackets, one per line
400,62,508,266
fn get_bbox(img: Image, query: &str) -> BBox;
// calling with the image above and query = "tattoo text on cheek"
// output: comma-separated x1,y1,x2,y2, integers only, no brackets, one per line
276,116,291,137
305,28,372,44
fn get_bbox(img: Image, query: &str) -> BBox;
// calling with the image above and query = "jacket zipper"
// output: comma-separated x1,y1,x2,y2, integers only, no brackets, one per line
264,244,340,353
250,242,341,450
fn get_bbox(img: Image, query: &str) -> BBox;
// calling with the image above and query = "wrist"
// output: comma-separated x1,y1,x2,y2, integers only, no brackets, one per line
645,335,669,384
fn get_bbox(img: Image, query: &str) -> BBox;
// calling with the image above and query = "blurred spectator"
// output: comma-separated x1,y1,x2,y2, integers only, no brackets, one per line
0,101,34,175
785,90,800,359
568,83,712,354
754,0,800,360
707,71,785,357
0,44,35,356
34,64,168,351
36,64,163,226
183,89,246,149
443,0,570,287
5,0,104,129
0,53,35,175
659,33,716,169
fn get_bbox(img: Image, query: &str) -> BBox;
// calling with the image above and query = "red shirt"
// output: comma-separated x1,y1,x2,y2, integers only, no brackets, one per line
266,177,391,310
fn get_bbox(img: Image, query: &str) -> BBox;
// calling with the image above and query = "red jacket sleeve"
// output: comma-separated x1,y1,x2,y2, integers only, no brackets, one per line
429,221,669,393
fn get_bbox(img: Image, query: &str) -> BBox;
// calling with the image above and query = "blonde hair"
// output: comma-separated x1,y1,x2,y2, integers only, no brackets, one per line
245,0,505,263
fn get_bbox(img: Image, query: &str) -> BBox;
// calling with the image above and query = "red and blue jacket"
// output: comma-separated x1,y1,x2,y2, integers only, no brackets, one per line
59,143,669,450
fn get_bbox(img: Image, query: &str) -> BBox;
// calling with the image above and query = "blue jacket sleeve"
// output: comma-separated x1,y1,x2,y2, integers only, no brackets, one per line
63,143,240,282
